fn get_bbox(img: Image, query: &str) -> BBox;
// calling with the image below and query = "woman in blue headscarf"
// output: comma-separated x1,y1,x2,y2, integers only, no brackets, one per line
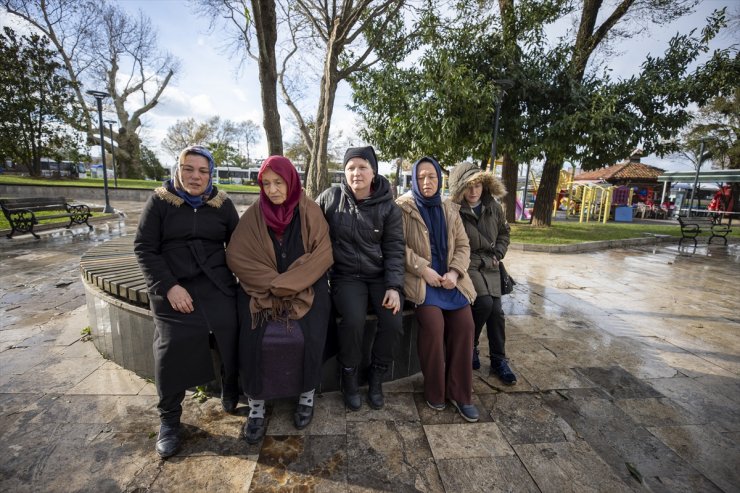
396,157,480,422
134,145,240,458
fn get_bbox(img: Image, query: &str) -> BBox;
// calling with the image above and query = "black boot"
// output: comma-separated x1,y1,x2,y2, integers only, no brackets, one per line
221,366,239,413
155,422,181,458
367,363,388,410
341,367,362,411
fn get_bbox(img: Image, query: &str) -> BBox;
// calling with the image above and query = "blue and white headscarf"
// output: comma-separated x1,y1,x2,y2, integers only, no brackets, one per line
168,145,215,208
411,156,447,272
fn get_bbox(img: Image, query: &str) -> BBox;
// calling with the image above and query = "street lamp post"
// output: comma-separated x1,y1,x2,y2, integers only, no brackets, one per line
688,138,707,217
489,79,514,171
87,90,113,213
521,161,531,221
104,119,118,188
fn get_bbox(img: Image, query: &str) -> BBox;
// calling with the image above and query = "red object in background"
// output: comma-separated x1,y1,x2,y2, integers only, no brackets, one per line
708,185,734,212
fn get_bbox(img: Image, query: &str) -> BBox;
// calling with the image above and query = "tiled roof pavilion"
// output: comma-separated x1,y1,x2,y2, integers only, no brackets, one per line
574,150,664,184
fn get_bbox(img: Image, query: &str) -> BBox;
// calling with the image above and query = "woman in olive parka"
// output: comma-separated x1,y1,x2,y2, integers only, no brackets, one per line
448,162,516,385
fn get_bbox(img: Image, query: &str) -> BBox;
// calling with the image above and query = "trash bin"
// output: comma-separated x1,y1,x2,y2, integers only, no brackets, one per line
615,206,633,222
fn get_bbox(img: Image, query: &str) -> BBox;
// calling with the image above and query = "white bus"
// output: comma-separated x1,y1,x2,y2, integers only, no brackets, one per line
213,166,260,184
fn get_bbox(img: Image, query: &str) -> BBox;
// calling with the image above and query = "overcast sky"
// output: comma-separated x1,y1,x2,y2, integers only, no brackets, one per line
4,0,738,174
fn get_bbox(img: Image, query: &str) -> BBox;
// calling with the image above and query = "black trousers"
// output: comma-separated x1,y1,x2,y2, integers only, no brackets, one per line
158,390,186,426
471,295,506,361
332,278,403,368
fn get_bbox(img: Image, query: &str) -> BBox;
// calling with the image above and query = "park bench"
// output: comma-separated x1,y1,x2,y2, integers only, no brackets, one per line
677,215,731,247
0,196,93,239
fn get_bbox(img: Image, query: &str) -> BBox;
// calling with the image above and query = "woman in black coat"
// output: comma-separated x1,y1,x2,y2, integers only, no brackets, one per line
134,145,240,458
316,146,405,411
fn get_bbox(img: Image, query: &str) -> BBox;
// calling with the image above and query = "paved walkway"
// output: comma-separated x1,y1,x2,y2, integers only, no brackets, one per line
0,200,738,492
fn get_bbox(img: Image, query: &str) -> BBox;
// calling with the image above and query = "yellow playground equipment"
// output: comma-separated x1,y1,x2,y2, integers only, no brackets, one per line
562,183,635,223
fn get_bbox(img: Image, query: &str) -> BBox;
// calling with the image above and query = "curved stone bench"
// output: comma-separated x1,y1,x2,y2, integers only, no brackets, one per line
80,236,420,392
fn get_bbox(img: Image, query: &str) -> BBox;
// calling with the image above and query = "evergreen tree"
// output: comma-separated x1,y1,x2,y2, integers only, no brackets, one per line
0,27,82,177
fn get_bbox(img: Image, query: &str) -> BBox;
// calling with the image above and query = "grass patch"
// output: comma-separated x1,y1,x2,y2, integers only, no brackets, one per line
512,220,674,245
0,175,259,193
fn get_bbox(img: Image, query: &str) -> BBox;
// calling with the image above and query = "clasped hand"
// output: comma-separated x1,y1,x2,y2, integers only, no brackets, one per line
422,267,458,290
167,285,194,313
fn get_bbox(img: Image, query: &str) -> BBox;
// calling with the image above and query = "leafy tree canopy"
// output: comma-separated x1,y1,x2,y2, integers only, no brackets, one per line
0,26,83,177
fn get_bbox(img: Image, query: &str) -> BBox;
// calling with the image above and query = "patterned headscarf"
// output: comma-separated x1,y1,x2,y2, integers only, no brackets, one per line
257,155,302,237
169,145,215,208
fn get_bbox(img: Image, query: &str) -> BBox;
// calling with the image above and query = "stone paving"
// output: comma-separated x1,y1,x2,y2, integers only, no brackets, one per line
0,201,738,492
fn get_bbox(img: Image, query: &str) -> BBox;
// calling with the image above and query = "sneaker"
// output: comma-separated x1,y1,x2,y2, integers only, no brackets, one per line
491,359,517,385
450,399,479,423
472,347,481,370
426,400,446,411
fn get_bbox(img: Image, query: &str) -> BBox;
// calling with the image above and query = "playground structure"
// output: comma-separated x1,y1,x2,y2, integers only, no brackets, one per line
558,179,647,224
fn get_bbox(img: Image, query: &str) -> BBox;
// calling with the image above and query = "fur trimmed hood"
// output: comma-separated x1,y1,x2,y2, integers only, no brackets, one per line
448,162,507,204
154,186,228,208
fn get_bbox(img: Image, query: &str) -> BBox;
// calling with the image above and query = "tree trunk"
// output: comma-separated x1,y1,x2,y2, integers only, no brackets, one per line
117,127,143,179
501,153,518,223
252,0,283,156
305,22,341,198
392,157,402,199
531,158,562,226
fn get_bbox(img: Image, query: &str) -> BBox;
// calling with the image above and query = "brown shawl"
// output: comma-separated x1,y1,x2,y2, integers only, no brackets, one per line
226,191,333,328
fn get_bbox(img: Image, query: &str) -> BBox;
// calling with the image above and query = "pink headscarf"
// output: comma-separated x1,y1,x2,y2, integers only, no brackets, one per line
257,155,302,237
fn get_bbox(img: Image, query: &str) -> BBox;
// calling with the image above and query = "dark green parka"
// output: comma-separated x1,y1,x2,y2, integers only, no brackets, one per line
448,162,510,298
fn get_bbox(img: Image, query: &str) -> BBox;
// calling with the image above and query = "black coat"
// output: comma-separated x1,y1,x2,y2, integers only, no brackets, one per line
316,175,405,291
134,186,240,396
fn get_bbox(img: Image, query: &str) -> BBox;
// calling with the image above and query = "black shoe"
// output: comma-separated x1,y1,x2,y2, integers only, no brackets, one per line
243,417,266,444
367,363,388,410
341,367,362,411
155,423,181,458
293,404,314,430
221,395,239,413
491,359,517,385
472,347,481,370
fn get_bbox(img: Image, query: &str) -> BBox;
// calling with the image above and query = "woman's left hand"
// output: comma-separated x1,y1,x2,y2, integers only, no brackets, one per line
382,289,401,315
441,270,459,290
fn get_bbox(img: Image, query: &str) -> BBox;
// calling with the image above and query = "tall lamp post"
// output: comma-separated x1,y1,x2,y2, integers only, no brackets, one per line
104,119,118,188
489,79,514,171
688,138,709,217
87,90,114,213
521,161,531,221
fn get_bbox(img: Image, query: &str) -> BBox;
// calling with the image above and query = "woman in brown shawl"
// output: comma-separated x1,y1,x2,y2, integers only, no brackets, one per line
226,156,333,444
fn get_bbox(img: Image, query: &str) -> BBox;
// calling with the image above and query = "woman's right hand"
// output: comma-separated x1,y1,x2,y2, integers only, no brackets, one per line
421,267,444,288
167,285,194,313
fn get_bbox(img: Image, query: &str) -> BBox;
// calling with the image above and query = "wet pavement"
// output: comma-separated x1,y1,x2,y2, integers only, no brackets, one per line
0,200,738,492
